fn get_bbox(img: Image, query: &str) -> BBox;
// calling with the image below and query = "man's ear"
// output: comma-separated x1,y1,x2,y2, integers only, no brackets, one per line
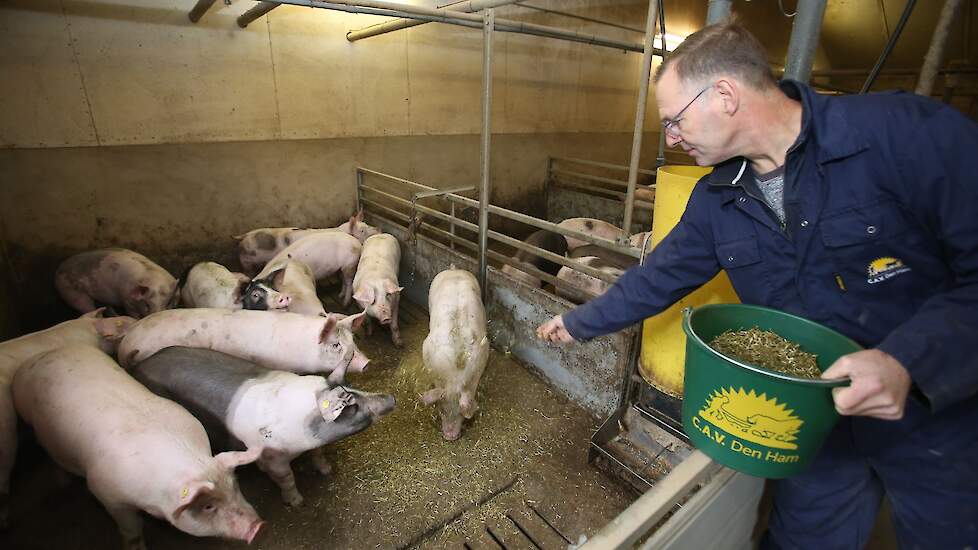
713,78,739,116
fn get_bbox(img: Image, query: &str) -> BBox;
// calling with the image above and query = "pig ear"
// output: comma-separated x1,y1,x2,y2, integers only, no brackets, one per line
460,392,479,419
231,280,247,304
319,314,339,343
420,388,444,406
173,480,215,518
317,387,355,422
386,284,404,295
94,317,135,342
81,307,107,319
131,285,151,300
338,310,367,332
354,209,364,223
352,287,374,305
214,447,262,471
266,267,287,290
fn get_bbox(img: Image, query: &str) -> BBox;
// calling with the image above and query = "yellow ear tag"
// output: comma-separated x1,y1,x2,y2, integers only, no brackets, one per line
321,400,330,409
181,486,189,499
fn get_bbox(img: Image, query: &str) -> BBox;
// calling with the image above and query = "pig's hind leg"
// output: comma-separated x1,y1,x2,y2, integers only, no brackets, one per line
258,455,303,507
339,265,356,307
390,292,403,348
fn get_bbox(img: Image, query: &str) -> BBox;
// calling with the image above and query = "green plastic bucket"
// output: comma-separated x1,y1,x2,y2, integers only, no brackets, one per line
681,304,862,478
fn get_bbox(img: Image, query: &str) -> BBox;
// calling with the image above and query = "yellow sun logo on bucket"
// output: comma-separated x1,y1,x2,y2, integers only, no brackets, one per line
867,256,911,284
698,387,803,450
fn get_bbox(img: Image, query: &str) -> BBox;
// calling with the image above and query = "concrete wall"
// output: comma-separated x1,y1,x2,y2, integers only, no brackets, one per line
0,0,826,331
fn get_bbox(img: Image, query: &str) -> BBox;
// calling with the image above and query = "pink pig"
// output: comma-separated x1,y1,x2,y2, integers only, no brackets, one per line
353,234,404,347
55,248,179,318
235,210,381,275
255,232,362,308
12,345,264,549
0,308,135,529
118,308,369,386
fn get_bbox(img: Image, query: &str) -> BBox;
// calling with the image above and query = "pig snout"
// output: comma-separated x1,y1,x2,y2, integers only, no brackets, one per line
349,350,370,373
367,395,396,417
442,420,462,441
273,292,291,310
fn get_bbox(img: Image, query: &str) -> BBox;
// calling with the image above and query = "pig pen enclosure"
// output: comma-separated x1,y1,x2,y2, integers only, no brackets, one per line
0,160,762,550
0,1,768,549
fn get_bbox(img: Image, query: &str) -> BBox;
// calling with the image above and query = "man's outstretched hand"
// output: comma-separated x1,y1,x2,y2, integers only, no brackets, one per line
536,315,577,344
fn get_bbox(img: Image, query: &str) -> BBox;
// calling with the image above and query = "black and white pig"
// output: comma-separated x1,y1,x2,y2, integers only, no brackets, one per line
270,260,326,317
118,308,369,385
500,229,569,288
420,269,489,441
180,262,292,312
352,234,404,347
13,344,264,549
235,211,381,275
131,346,395,507
55,248,179,318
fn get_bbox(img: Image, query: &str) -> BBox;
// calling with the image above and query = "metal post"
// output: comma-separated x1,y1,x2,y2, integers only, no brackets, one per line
355,169,364,212
706,0,733,25
655,0,668,169
450,202,457,253
238,1,280,28
783,0,828,84
188,0,218,23
861,0,917,94
620,0,659,243
478,9,495,301
915,0,962,96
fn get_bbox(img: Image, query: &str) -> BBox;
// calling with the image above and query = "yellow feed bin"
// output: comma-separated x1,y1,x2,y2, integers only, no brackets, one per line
639,166,740,396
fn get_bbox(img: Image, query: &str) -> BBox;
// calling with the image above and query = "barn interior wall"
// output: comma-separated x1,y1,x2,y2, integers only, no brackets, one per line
0,0,815,331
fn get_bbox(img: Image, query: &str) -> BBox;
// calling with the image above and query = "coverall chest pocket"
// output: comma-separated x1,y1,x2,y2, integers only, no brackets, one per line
715,238,767,303
819,202,918,291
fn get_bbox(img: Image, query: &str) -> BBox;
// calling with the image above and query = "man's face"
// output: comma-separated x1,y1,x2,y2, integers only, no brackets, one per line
656,67,728,166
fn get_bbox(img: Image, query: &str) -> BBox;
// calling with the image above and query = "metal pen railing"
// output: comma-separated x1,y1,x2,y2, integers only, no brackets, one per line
355,167,640,294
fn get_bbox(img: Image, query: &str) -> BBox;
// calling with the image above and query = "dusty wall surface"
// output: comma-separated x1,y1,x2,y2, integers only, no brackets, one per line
0,0,823,332
0,130,664,330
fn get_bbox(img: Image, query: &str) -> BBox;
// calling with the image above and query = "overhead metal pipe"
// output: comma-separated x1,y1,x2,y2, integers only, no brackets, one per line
915,0,962,96
861,0,917,94
515,2,645,34
620,0,659,243
347,0,521,41
706,0,733,25
188,0,218,23
783,0,827,83
238,1,280,27
478,9,494,302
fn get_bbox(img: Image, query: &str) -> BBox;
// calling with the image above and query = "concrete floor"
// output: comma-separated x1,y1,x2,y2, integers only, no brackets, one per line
0,297,634,550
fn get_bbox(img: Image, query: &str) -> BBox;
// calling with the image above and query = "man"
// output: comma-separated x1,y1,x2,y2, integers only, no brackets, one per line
537,20,978,549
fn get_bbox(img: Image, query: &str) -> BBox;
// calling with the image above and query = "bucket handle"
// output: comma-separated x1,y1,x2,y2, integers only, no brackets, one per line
682,307,852,388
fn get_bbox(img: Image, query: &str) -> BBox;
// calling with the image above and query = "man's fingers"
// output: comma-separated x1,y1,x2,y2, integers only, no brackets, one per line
821,357,853,380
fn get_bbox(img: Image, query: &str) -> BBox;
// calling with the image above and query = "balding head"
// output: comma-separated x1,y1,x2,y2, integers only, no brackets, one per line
654,18,776,93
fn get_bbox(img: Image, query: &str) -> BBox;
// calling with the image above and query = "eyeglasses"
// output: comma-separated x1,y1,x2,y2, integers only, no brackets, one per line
661,84,712,137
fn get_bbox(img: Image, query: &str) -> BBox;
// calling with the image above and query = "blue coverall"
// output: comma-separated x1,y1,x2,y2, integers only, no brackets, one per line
563,81,978,549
